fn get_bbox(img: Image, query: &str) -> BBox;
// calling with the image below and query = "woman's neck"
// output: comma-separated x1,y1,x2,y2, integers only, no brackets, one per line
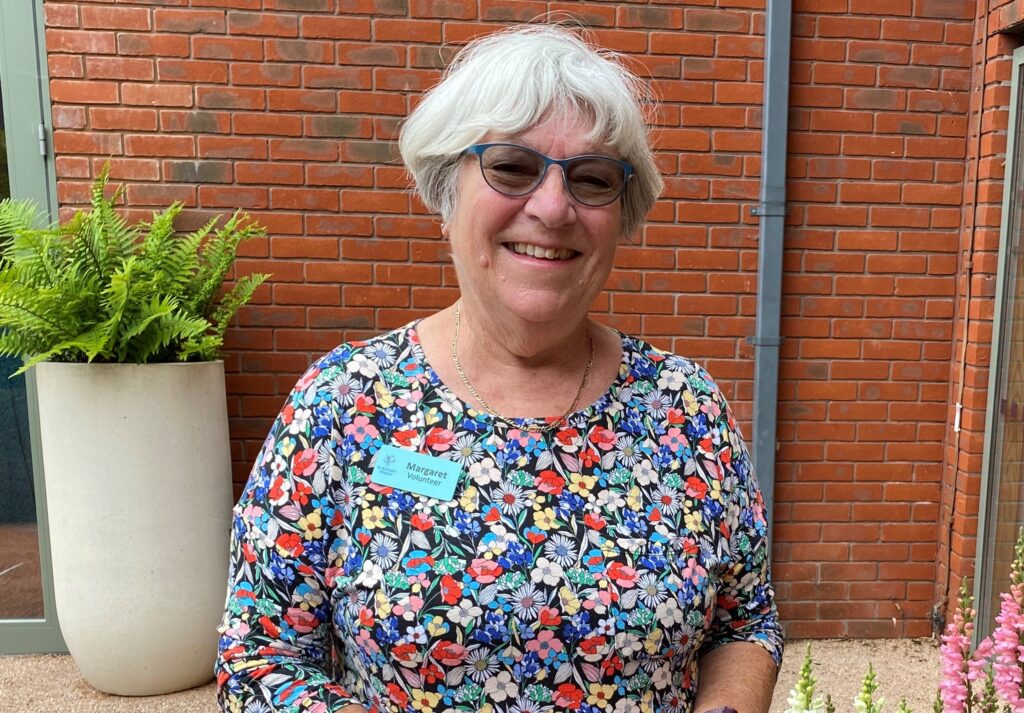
417,300,620,421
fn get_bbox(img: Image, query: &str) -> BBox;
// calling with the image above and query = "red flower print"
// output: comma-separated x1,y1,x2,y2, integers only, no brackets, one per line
430,641,467,666
606,562,638,588
578,635,607,656
393,429,417,447
386,683,409,708
554,683,584,710
483,504,501,523
291,480,313,506
276,533,304,557
258,615,280,638
554,428,580,447
284,607,319,633
666,407,685,425
410,513,434,531
392,642,418,666
424,427,454,451
601,655,624,676
536,470,565,494
467,558,503,584
419,663,444,684
281,403,295,426
359,608,374,628
268,476,289,504
685,476,708,499
583,513,607,531
354,394,376,414
579,448,600,468
241,542,256,564
538,607,561,627
588,427,617,451
292,449,317,476
440,575,462,605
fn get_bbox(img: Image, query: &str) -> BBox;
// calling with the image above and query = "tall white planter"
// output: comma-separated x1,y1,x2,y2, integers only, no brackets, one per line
34,361,234,695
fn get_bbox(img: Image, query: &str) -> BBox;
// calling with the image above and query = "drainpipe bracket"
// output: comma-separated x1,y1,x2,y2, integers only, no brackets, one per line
746,336,785,346
750,203,789,217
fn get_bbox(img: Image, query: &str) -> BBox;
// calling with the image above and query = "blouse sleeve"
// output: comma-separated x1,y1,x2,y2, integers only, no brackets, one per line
215,365,361,712
697,382,785,667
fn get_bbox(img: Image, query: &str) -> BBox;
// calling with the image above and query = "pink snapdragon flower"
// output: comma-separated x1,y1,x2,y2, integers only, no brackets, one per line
991,583,1024,709
940,582,976,713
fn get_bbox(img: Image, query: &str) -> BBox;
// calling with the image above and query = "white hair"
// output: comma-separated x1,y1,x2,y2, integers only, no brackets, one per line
398,24,663,238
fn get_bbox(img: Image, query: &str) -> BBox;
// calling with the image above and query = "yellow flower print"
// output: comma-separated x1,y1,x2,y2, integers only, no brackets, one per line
600,539,618,558
426,615,448,637
683,389,700,416
424,407,443,426
375,589,390,618
568,473,597,497
644,628,663,655
587,683,618,709
534,507,558,530
363,506,385,529
411,689,441,713
684,509,704,532
626,486,642,511
708,478,723,502
559,586,581,615
298,511,323,540
460,485,479,512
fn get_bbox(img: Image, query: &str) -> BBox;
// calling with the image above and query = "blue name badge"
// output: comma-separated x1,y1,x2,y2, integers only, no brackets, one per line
371,444,463,501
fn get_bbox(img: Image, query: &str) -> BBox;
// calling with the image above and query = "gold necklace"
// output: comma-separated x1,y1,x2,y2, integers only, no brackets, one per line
450,300,595,430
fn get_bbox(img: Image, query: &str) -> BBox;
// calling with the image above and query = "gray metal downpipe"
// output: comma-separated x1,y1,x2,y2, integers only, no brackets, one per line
751,0,792,532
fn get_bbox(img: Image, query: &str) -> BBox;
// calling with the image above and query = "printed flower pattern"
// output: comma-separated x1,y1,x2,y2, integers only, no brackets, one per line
217,323,783,713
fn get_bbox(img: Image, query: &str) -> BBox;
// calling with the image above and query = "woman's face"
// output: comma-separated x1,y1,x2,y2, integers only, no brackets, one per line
445,111,624,329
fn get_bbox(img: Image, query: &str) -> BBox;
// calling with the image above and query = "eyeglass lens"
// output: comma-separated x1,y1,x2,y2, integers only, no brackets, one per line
478,145,627,206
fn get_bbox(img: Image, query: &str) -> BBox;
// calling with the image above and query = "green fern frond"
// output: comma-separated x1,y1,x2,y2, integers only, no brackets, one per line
0,168,268,368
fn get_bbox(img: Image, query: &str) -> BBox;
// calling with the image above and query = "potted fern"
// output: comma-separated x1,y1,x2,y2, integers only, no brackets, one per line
0,170,268,696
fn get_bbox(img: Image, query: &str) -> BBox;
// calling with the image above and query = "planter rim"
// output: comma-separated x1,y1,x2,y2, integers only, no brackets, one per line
32,359,224,369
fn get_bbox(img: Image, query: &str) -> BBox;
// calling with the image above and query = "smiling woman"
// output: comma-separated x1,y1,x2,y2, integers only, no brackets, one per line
216,24,783,713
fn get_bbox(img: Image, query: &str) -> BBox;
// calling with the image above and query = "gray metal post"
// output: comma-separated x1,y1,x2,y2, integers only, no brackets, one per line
751,0,793,531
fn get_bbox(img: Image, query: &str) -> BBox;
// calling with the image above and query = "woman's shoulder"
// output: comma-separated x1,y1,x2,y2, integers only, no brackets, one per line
286,321,421,395
617,331,724,401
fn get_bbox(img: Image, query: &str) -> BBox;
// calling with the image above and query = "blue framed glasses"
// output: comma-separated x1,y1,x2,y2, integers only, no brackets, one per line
463,143,635,207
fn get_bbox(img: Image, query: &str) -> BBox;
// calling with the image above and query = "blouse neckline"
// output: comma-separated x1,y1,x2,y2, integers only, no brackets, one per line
405,320,635,431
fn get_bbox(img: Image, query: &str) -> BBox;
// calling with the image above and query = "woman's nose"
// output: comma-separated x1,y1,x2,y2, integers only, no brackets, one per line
524,166,577,227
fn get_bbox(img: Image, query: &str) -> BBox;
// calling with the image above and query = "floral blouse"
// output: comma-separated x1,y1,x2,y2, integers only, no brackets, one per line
216,323,783,713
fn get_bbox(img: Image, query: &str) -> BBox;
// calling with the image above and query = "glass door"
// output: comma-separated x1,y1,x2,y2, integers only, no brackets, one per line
977,45,1024,633
0,0,64,652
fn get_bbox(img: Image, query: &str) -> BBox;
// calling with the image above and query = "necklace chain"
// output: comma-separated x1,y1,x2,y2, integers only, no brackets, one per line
450,300,595,431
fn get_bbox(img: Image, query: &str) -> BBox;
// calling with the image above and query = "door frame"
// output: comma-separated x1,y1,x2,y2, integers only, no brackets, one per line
0,0,65,654
975,44,1024,638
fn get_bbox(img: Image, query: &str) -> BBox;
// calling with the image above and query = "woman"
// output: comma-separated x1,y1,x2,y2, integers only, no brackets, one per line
216,25,782,713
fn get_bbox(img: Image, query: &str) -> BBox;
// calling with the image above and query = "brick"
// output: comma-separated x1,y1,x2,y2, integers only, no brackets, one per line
123,83,193,107
81,5,151,31
231,63,301,87
90,107,158,131
192,36,263,61
154,9,227,34
51,79,119,104
117,33,190,58
47,29,116,55
158,59,229,84
684,9,750,33
227,11,298,37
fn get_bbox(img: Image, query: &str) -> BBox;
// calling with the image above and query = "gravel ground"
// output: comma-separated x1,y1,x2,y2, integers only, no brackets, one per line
0,638,939,713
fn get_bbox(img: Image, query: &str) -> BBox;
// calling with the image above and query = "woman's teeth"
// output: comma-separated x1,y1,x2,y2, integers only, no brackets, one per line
509,243,575,261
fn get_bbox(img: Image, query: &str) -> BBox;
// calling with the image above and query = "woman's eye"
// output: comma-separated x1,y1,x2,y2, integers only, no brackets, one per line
491,162,533,175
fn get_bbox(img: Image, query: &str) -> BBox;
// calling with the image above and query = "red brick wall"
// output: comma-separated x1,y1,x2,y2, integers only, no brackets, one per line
934,0,1022,623
772,0,975,638
42,0,983,638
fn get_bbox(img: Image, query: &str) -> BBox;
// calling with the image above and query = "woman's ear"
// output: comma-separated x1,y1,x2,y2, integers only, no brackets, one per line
441,222,450,238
